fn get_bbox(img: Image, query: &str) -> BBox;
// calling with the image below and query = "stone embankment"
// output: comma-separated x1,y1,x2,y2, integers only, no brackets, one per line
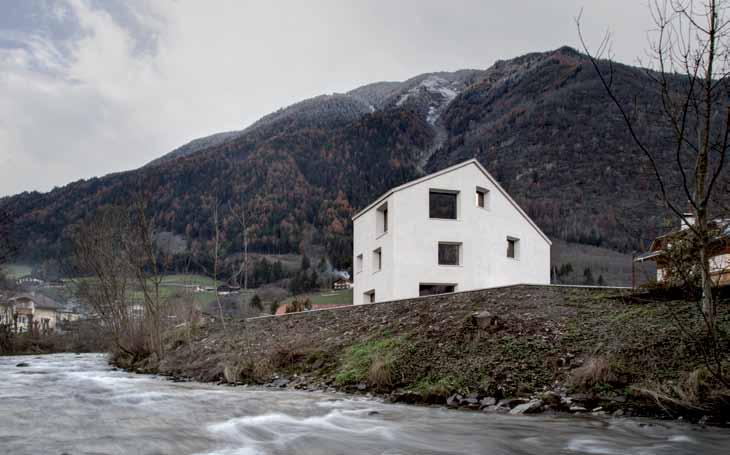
124,285,729,426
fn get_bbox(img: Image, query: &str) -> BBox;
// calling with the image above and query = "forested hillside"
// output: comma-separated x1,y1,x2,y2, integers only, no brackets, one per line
1,46,688,276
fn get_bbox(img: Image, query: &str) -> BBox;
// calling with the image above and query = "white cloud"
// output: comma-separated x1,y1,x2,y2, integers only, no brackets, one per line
0,0,653,196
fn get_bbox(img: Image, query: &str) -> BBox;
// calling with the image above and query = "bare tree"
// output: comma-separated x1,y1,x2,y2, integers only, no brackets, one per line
126,195,169,359
210,200,227,330
578,0,729,384
229,197,250,291
73,207,141,358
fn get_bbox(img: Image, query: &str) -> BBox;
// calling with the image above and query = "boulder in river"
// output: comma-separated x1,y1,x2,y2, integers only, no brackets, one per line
497,398,527,409
16,362,30,367
446,394,463,408
270,378,290,388
509,400,543,415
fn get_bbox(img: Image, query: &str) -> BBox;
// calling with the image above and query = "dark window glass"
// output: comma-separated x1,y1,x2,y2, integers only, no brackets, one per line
429,191,457,219
507,239,516,258
383,208,388,232
419,284,456,296
369,292,375,303
476,190,485,208
438,243,460,265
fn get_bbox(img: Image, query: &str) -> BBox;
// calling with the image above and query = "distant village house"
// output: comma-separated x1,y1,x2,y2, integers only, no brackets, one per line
635,215,730,287
332,278,353,290
0,293,71,334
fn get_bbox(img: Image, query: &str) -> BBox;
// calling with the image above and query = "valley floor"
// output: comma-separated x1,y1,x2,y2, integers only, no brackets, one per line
119,285,730,426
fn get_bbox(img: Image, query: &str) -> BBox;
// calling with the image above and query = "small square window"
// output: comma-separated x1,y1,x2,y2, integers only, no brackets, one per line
364,290,375,304
507,237,520,259
476,187,489,209
438,242,461,266
377,203,388,235
356,254,363,274
373,248,382,272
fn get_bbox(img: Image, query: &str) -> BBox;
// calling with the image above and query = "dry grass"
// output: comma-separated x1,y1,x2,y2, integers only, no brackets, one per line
222,362,247,384
271,346,306,369
285,299,312,314
252,358,274,382
678,367,712,404
638,366,730,411
367,356,394,389
568,357,616,390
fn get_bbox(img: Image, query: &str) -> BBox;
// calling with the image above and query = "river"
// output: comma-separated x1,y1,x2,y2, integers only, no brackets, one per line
0,353,728,454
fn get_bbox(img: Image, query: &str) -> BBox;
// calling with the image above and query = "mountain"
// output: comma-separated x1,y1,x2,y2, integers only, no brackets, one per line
149,69,485,167
1,46,682,274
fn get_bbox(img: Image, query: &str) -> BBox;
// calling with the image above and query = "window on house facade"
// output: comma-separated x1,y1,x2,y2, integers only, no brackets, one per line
356,254,363,274
476,187,489,209
373,248,382,272
438,242,461,266
419,283,456,296
377,202,388,235
507,237,520,259
429,190,458,219
364,290,375,304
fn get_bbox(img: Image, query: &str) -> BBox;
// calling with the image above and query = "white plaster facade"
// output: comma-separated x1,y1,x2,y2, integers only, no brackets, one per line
352,159,551,304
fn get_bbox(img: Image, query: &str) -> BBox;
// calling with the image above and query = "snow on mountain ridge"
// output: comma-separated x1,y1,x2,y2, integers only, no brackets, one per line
149,69,485,166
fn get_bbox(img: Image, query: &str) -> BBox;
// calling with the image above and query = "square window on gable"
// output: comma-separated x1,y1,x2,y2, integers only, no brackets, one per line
429,190,458,219
376,202,388,235
476,187,489,209
507,237,520,259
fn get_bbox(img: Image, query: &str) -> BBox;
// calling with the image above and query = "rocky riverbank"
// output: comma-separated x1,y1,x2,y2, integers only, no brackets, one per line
117,285,730,426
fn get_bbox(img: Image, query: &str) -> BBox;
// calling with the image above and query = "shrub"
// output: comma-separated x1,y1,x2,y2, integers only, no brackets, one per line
285,299,312,314
335,337,404,386
271,346,306,369
249,294,263,312
367,357,393,389
408,377,458,403
568,356,617,390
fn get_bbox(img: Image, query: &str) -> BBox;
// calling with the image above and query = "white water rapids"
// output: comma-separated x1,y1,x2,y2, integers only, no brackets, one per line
0,353,728,454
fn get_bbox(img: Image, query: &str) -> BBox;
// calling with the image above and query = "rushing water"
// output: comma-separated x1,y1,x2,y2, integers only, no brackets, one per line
1,354,728,455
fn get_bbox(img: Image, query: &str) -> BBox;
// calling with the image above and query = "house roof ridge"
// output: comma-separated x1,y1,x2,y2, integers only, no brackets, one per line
351,158,551,244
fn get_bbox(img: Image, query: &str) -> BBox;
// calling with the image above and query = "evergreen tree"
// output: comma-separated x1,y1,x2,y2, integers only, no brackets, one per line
271,260,284,281
249,294,262,311
583,267,595,285
309,270,319,291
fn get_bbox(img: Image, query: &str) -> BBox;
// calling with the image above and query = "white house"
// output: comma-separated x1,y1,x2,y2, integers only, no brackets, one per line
352,159,551,304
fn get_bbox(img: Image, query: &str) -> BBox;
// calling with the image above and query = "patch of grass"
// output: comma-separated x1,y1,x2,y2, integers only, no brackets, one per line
282,289,353,308
160,274,220,287
335,336,405,386
408,375,466,398
610,304,662,324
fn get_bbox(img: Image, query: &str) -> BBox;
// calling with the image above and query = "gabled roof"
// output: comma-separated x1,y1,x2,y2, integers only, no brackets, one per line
635,218,730,262
352,159,552,244
10,293,61,310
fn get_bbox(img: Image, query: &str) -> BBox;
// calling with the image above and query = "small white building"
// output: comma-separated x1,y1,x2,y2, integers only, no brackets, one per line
352,159,551,304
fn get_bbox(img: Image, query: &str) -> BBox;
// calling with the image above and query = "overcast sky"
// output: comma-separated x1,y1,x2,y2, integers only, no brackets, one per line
0,0,655,197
